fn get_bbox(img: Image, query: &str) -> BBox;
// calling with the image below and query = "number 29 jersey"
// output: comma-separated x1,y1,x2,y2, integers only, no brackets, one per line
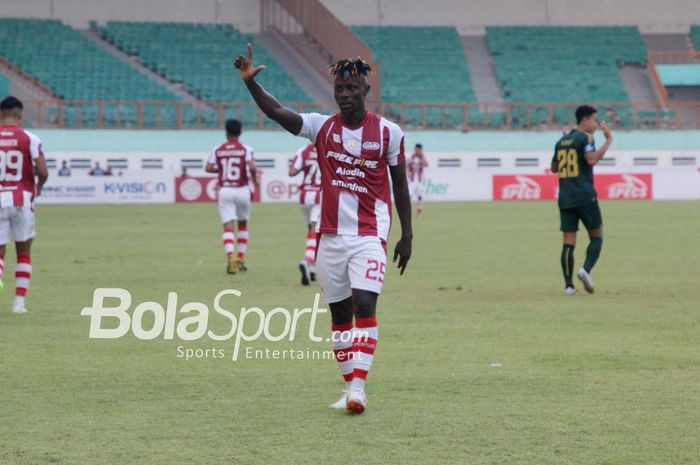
208,140,254,188
0,125,43,208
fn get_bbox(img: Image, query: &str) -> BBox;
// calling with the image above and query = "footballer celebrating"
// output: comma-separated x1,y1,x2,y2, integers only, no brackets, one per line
0,96,49,313
551,105,612,295
205,119,258,274
235,44,412,414
407,143,428,217
288,143,321,286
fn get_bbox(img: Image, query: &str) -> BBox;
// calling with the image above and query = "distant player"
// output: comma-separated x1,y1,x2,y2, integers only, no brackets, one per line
551,105,612,295
0,96,49,313
289,143,321,285
205,119,258,274
407,143,428,216
236,45,412,414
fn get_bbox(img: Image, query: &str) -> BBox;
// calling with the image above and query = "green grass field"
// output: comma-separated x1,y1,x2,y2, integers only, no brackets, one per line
1,201,699,465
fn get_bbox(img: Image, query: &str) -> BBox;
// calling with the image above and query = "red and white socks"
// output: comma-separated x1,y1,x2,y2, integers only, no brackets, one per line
350,316,378,391
331,322,355,385
304,232,316,266
332,316,379,392
222,229,235,260
236,225,249,262
15,254,32,307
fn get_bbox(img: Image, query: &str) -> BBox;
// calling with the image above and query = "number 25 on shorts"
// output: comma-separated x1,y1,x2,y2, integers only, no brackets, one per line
365,259,386,283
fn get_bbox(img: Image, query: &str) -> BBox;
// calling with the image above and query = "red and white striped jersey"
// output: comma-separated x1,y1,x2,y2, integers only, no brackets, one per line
408,152,428,183
208,140,254,188
0,125,43,208
291,144,321,205
299,112,405,241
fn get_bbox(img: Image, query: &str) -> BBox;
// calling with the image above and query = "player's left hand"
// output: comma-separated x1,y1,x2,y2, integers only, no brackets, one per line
393,236,412,275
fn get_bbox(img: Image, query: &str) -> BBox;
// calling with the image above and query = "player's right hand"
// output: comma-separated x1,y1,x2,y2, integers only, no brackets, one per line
600,121,612,141
234,43,266,81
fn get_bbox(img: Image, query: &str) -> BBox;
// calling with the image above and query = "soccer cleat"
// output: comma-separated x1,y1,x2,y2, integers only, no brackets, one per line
329,390,348,409
299,261,310,286
12,298,28,314
577,268,595,294
346,387,367,414
309,264,316,282
564,286,577,296
226,258,237,275
236,260,248,272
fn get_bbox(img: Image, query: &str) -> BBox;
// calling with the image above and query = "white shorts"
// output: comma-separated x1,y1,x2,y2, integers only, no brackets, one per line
218,186,251,223
410,181,425,200
302,204,321,225
0,207,36,244
316,234,387,304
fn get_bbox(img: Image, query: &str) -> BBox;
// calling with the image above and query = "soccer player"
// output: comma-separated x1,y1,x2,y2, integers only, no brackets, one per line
551,105,612,295
407,143,428,216
235,44,412,414
205,119,258,274
289,143,321,286
0,96,49,313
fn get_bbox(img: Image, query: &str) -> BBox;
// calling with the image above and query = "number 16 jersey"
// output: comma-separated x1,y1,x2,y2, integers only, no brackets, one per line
208,140,254,188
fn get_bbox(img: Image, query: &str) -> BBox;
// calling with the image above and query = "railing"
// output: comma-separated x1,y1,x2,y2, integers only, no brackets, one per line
20,99,700,130
649,51,700,64
647,52,669,105
260,0,381,107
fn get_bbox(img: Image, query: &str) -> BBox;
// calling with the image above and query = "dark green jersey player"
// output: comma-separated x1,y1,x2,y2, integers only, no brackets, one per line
551,105,612,295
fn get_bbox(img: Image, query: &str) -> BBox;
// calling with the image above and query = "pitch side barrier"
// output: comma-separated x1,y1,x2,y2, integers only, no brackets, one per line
36,151,700,205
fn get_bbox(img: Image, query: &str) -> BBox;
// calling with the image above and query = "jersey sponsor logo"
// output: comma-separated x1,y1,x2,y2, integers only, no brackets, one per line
327,151,378,169
331,179,368,194
335,166,366,178
604,174,651,199
361,141,381,151
332,134,341,143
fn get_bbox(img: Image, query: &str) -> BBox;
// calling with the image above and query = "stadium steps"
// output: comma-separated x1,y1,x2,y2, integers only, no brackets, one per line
460,35,504,104
0,56,58,127
80,28,200,104
254,29,333,103
619,64,662,103
643,34,695,52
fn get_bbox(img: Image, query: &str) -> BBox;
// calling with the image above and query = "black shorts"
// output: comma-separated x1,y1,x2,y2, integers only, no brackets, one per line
559,200,603,232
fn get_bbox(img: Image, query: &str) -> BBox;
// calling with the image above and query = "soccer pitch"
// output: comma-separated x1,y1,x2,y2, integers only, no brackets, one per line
1,201,698,465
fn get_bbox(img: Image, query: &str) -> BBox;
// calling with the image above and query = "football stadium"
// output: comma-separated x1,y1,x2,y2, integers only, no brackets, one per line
1,0,699,463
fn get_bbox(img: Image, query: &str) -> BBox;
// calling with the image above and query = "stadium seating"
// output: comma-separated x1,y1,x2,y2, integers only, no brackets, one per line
486,26,648,127
95,21,310,127
0,18,179,128
691,25,700,50
0,72,8,98
352,26,477,128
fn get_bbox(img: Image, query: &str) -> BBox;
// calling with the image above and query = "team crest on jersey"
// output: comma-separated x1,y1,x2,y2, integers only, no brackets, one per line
362,141,381,151
332,134,341,143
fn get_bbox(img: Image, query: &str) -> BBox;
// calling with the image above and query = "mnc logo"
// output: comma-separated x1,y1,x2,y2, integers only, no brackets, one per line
104,182,167,194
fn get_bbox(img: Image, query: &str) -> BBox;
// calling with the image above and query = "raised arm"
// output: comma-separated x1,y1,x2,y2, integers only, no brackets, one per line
234,44,303,135
585,121,613,166
389,162,412,275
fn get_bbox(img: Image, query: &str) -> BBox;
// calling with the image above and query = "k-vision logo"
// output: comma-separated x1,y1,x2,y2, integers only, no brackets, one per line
81,288,331,361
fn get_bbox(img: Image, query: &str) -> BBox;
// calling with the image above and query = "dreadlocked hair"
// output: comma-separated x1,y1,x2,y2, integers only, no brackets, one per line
329,58,373,80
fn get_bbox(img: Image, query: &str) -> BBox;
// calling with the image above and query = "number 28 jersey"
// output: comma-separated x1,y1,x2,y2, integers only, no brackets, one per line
552,129,596,209
208,140,254,188
0,125,43,208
